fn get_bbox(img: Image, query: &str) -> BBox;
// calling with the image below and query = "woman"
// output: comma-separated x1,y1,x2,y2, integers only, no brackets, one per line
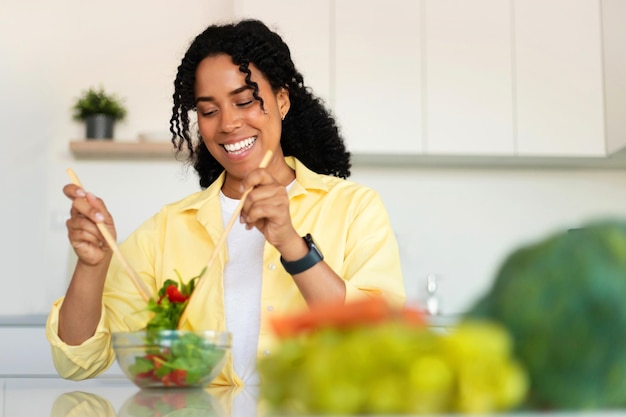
47,19,405,386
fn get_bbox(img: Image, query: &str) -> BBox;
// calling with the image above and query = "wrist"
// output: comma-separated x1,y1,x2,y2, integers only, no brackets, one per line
278,235,309,262
75,255,112,277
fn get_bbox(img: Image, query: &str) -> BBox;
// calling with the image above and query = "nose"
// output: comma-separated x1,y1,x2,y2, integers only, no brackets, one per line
220,107,242,133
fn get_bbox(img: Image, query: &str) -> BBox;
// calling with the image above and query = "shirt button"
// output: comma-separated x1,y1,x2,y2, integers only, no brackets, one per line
268,263,276,270
264,350,271,356
267,305,274,312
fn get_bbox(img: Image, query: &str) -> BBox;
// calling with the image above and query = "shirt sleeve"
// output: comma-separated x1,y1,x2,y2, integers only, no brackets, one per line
45,220,157,380
340,188,406,307
45,298,116,380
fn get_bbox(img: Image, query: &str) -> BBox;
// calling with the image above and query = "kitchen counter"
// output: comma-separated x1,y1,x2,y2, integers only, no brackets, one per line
2,377,626,417
2,376,253,417
0,314,47,327
0,317,124,378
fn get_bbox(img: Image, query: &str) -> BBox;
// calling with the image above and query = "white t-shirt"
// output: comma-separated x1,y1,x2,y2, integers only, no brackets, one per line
220,191,265,385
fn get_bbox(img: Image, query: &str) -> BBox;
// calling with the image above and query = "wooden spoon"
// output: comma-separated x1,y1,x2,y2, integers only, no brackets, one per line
177,149,274,327
66,168,152,302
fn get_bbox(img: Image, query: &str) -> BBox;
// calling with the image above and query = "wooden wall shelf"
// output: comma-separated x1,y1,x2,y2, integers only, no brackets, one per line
69,140,626,169
69,140,183,160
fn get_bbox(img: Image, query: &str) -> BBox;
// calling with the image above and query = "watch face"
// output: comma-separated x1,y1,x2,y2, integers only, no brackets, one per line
305,234,322,257
304,233,324,260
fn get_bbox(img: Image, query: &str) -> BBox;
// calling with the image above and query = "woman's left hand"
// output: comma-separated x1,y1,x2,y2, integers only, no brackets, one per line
240,168,301,253
241,167,346,304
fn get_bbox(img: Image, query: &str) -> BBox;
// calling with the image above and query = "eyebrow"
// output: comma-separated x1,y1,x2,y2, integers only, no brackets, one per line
195,85,253,104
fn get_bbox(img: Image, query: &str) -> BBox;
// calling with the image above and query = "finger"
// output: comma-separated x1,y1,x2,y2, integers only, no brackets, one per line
69,235,108,266
241,168,277,192
67,216,104,244
70,191,112,226
243,181,288,206
241,190,291,232
69,230,105,250
67,221,108,252
63,183,87,200
244,200,287,225
242,178,282,203
70,195,100,224
85,192,112,222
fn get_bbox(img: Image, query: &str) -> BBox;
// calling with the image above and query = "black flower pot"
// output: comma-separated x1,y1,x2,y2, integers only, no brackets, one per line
86,114,115,140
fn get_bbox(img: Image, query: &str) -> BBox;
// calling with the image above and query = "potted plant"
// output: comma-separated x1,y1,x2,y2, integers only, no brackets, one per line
72,86,127,140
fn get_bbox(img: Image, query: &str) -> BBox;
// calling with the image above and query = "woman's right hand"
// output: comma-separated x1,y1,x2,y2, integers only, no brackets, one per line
63,184,117,267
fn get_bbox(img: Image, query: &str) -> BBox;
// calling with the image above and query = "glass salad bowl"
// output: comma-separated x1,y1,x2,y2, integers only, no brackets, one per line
113,330,231,388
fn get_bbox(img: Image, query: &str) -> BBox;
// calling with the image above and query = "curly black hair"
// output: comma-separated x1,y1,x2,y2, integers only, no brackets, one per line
169,19,351,189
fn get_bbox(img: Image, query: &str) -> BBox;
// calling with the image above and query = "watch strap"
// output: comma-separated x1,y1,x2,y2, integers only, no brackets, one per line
280,234,323,275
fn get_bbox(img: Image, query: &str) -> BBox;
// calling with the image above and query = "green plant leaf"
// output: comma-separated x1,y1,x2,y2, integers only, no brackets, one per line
128,356,155,375
72,86,127,121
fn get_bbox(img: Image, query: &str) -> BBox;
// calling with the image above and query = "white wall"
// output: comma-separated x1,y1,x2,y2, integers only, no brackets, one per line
351,165,626,313
1,1,626,317
0,0,231,315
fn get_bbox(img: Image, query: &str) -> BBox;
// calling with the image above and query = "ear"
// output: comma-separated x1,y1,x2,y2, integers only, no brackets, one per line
276,87,290,120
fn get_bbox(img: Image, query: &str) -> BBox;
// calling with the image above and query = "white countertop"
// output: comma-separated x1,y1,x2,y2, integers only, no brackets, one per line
3,377,626,417
2,317,625,417
2,376,263,417
2,377,137,417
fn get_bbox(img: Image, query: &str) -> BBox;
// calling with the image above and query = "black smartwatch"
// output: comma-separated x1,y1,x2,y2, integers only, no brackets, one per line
280,234,324,275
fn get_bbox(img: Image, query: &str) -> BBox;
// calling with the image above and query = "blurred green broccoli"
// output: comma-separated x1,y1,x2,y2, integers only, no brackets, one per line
466,219,626,410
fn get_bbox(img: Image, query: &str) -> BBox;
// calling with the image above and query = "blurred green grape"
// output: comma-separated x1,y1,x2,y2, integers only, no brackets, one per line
259,319,527,415
408,354,454,413
444,320,528,414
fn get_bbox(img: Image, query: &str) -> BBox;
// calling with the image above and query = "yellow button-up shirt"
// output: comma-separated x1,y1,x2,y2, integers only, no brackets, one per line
46,157,405,386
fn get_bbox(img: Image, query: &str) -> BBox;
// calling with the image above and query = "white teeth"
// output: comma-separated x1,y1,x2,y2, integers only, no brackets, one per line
224,137,256,153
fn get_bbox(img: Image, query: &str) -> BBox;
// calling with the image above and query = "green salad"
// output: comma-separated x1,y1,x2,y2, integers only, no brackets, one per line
125,268,228,388
128,331,226,387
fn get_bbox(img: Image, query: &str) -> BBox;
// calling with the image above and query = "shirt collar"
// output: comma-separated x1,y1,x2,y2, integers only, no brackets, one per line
285,155,328,197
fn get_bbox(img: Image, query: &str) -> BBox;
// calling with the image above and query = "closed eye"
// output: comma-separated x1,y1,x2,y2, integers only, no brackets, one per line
200,109,217,117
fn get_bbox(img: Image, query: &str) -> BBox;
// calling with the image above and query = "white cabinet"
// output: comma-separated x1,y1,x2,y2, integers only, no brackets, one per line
334,0,423,155
334,0,622,159
232,0,332,105
333,0,515,156
0,327,60,376
601,0,626,155
333,0,516,156
0,325,123,377
514,0,605,157
424,0,514,155
231,0,624,161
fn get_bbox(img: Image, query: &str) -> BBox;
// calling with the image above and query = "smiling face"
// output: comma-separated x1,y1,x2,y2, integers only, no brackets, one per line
194,54,290,191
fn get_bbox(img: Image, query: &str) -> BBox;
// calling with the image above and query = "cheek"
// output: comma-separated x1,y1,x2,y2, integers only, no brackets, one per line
263,115,282,137
197,115,216,136
197,121,221,151
270,127,284,146
263,104,282,128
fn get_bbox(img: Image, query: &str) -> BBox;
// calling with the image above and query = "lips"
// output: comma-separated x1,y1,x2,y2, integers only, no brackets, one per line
222,136,256,154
